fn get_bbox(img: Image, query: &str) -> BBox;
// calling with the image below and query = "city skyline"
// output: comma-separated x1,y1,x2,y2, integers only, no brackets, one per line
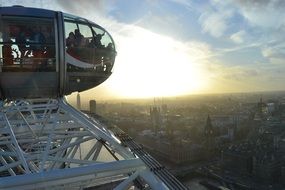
2,0,285,100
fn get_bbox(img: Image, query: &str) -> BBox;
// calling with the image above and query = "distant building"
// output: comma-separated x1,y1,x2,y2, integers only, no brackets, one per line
150,106,162,135
137,134,206,164
161,104,168,114
211,115,233,127
90,100,96,114
222,142,263,175
252,152,284,182
204,115,214,149
254,97,268,121
227,119,237,141
204,115,214,136
222,141,285,183
76,93,81,110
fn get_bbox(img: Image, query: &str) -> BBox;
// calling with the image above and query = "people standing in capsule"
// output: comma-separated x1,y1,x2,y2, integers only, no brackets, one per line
2,26,14,65
66,32,76,48
74,29,84,47
2,40,13,65
31,26,46,64
92,32,105,49
15,26,26,58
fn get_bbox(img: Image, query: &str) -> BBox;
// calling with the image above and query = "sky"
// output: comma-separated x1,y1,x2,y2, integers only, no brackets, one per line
1,0,285,101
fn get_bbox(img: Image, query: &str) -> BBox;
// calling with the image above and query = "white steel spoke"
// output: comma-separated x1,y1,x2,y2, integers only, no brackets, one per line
4,115,30,174
84,140,101,160
0,156,16,176
113,170,140,190
92,142,103,161
40,122,56,172
0,98,176,190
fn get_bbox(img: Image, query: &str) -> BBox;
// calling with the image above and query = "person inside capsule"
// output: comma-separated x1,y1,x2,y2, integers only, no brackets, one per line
1,17,56,71
64,22,115,73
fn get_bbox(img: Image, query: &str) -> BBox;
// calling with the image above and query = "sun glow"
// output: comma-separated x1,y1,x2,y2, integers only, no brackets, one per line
104,27,210,98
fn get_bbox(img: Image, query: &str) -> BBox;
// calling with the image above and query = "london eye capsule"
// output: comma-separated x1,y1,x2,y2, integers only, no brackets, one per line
0,6,117,99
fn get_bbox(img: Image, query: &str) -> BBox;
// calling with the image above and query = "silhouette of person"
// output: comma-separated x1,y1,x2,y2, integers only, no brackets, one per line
2,27,13,65
74,29,84,47
32,26,46,63
66,32,76,48
33,27,45,47
66,32,78,59
2,40,13,65
94,32,105,48
42,26,55,61
15,26,26,58
106,43,114,50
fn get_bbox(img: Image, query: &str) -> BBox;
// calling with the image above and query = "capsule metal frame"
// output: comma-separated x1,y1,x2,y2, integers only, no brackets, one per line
0,6,117,100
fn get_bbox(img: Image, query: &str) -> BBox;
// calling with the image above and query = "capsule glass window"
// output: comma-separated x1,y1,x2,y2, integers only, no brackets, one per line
92,26,114,50
65,18,97,72
64,16,115,73
91,25,116,73
0,16,56,72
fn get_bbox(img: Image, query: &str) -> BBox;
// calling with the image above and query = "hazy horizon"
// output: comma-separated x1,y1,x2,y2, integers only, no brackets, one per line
67,89,285,108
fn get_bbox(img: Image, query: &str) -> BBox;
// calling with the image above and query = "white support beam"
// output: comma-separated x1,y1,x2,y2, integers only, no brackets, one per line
0,156,16,176
92,142,103,161
59,99,133,159
113,170,140,190
0,158,145,190
84,140,101,160
40,122,55,172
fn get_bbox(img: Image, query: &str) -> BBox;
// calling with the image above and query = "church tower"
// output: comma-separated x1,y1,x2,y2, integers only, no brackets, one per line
204,115,214,149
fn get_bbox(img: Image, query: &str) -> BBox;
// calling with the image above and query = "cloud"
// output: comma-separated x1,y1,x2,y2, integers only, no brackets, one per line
230,30,246,44
226,0,285,66
221,67,259,81
168,0,193,9
206,62,285,93
235,0,285,9
56,0,111,16
233,0,285,29
199,12,228,38
0,0,56,9
198,0,235,38
134,11,184,38
197,0,285,46
261,44,285,64
55,0,119,27
197,0,285,71
202,63,263,93
184,41,213,61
